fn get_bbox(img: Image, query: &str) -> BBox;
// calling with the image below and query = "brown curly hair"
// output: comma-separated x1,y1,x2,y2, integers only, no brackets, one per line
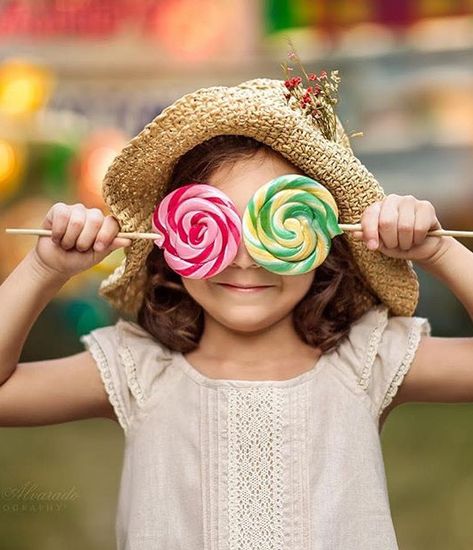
137,135,380,354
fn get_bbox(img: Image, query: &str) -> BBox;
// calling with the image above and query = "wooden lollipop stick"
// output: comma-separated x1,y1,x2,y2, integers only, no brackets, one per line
4,228,162,240
338,224,473,238
5,225,473,239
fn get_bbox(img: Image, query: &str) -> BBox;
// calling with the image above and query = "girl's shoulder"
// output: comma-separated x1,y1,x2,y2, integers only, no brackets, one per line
331,304,431,426
79,318,174,435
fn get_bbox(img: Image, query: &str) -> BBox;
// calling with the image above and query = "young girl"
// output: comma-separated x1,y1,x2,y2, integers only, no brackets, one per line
1,77,473,550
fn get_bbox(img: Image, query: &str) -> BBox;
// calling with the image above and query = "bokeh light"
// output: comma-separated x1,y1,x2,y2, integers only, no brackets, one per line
0,139,25,202
0,59,54,116
76,129,127,210
150,0,232,62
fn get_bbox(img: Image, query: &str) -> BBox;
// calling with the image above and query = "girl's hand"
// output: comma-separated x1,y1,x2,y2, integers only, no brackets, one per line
33,202,132,280
352,194,453,266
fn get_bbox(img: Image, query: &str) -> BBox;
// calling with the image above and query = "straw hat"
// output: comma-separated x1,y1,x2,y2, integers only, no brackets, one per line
98,78,419,319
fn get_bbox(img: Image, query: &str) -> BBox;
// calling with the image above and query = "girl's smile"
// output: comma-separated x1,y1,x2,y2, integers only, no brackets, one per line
216,282,275,293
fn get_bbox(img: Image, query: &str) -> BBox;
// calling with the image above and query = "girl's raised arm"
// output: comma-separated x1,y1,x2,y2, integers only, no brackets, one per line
0,203,131,427
357,194,473,408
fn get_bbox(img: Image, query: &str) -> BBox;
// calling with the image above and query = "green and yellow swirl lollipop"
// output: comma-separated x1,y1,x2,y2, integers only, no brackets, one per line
243,174,344,274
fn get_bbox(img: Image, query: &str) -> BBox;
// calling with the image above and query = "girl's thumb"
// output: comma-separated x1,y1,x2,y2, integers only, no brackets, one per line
108,238,133,251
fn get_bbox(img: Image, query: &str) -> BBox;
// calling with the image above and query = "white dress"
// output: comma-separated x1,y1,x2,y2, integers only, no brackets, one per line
80,304,431,549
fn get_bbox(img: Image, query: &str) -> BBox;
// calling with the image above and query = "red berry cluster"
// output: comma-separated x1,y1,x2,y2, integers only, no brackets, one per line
308,70,327,81
281,51,341,141
284,76,302,90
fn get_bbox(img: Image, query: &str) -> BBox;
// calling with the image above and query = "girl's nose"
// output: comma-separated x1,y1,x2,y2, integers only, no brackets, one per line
229,238,260,270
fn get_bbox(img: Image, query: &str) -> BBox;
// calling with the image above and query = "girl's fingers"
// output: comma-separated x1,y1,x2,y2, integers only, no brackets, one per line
109,237,133,250
378,195,400,249
357,195,439,253
396,196,416,251
42,203,131,253
75,208,105,251
46,203,69,243
360,201,382,250
61,205,87,249
413,201,437,246
94,215,129,251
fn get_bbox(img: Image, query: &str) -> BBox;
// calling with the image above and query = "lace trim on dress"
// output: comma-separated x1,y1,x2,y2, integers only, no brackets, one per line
79,333,129,434
227,387,285,548
118,344,146,406
379,318,428,417
358,306,389,391
115,319,173,411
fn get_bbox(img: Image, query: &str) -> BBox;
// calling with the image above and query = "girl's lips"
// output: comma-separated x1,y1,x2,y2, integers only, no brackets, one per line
217,283,273,293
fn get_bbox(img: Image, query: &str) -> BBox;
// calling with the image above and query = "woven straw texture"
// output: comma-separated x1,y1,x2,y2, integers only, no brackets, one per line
97,78,419,319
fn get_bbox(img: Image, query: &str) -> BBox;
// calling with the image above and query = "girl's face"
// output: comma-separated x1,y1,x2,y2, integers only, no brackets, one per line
181,150,316,334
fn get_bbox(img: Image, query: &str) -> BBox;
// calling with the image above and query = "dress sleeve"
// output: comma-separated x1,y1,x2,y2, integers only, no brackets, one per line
338,304,432,423
79,318,173,435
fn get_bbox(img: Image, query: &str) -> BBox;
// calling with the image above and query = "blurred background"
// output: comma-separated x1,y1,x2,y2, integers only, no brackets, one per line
1,0,473,548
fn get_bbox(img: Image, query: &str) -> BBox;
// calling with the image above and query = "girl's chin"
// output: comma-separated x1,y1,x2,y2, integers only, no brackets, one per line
217,313,277,331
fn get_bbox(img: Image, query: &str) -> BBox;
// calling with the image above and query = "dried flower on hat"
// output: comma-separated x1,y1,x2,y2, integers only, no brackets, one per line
281,46,341,142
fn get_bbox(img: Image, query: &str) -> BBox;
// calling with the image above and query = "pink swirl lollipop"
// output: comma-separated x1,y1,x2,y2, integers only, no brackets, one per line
151,183,242,278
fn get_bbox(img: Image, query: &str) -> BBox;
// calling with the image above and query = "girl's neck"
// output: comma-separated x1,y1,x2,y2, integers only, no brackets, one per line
196,312,318,367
